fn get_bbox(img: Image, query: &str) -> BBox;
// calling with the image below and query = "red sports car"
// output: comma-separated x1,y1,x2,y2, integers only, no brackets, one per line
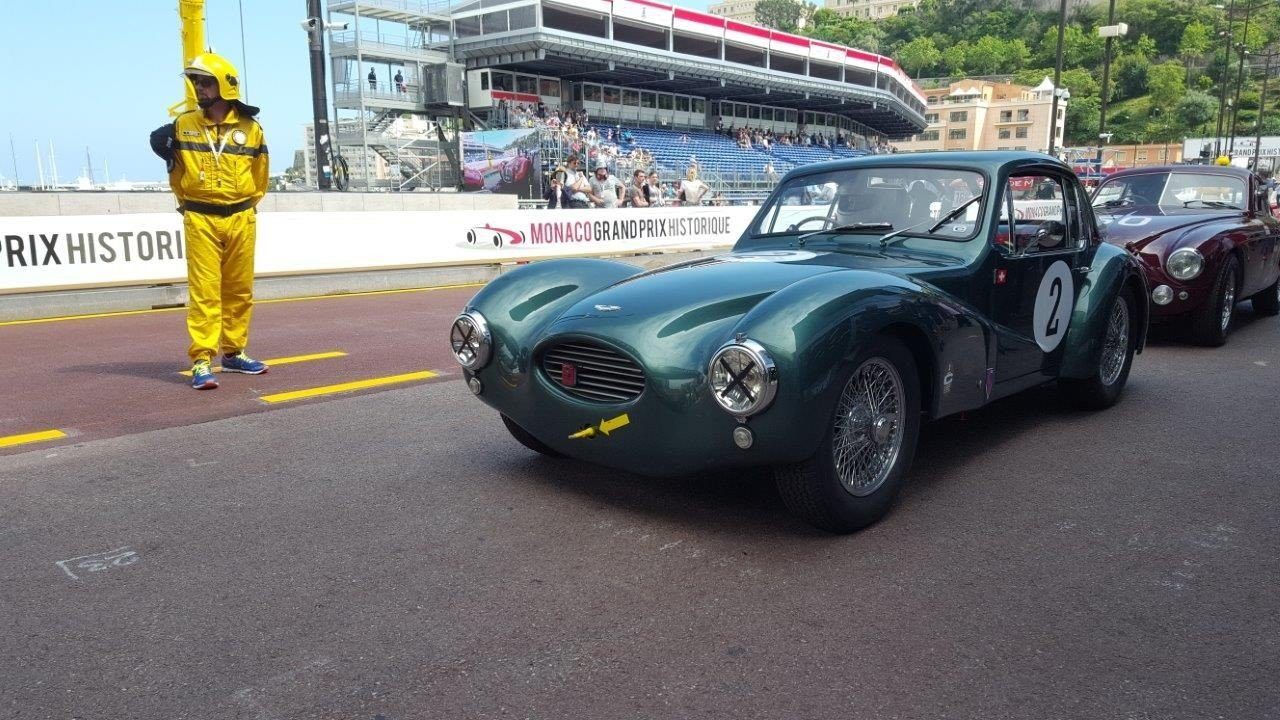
1092,165,1280,345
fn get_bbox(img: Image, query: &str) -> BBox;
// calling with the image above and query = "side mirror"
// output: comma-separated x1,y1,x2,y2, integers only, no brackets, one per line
1017,220,1066,256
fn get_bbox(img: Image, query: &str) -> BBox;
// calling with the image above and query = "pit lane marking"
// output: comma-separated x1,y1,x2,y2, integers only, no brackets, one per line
259,370,440,404
0,429,67,449
55,546,139,580
178,350,348,376
0,282,485,328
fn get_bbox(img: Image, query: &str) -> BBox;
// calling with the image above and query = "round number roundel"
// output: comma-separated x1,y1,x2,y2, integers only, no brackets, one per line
1033,261,1074,352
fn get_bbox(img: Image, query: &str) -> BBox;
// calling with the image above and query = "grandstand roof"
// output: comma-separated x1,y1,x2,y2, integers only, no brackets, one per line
451,0,926,138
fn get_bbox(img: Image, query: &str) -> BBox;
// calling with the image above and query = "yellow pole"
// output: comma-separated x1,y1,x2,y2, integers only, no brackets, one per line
171,0,207,116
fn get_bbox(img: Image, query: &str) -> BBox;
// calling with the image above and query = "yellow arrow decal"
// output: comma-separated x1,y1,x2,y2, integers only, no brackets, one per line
599,414,630,436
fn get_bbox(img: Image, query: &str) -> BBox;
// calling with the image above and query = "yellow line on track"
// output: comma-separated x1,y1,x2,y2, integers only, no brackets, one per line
0,282,485,328
260,370,439,404
0,429,68,449
178,351,348,376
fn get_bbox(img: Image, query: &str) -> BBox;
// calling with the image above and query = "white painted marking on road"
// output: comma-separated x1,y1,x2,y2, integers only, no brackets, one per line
1255,361,1268,367
55,546,139,580
187,459,219,468
660,540,683,552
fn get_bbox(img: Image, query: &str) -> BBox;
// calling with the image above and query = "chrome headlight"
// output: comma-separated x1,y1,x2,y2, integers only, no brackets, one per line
1166,248,1204,281
709,339,778,417
450,311,492,370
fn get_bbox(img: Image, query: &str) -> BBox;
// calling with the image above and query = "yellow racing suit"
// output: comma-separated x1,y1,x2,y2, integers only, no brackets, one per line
169,105,269,363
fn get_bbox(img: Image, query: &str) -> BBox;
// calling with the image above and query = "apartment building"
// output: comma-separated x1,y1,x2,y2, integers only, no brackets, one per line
707,0,760,23
823,0,920,20
896,78,1065,154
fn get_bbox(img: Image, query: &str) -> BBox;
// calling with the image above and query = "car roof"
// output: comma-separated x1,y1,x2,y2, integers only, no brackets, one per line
1104,164,1253,180
780,151,1069,182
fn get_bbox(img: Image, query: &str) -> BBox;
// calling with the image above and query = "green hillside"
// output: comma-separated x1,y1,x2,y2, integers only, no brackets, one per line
788,0,1280,147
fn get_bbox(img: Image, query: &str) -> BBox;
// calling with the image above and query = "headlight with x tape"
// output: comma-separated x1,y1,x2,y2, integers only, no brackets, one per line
708,339,778,418
450,311,492,370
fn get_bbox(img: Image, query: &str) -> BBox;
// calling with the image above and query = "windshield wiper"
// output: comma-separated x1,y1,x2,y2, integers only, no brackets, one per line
878,195,982,249
1094,198,1132,209
797,222,893,245
1183,199,1240,209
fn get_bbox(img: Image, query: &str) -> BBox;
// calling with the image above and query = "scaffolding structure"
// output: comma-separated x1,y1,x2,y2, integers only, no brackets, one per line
326,0,463,191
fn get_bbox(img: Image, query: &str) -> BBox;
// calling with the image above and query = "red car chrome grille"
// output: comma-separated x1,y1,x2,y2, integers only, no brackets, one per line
541,341,645,403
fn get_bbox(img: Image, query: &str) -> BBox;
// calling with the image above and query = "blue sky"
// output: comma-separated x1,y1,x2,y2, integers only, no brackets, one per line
0,0,717,185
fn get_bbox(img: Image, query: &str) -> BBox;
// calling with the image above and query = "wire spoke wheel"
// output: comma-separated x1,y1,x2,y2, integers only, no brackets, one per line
1099,295,1130,387
832,358,905,497
1221,277,1236,332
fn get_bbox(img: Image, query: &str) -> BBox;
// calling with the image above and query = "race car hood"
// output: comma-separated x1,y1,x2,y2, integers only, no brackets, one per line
542,249,949,370
1097,209,1243,252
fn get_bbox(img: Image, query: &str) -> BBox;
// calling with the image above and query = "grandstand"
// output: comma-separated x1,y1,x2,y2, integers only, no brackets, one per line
325,0,925,196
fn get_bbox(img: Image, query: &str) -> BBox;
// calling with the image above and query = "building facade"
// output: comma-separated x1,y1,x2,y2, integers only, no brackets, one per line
707,0,759,23
823,0,920,20
895,78,1065,154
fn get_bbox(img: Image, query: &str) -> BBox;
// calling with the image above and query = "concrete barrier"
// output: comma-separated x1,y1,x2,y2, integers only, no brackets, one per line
0,249,718,322
0,191,518,217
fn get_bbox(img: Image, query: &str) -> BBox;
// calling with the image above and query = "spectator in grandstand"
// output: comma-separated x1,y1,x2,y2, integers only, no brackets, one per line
715,117,724,133
763,162,778,184
562,154,592,208
624,170,649,208
544,167,568,209
394,70,405,93
537,102,547,119
589,163,623,209
645,170,665,208
679,167,709,206
663,182,677,203
680,133,689,145
621,129,635,145
367,68,377,90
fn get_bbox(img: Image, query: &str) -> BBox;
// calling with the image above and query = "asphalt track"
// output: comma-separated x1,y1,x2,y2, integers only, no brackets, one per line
1,281,1278,719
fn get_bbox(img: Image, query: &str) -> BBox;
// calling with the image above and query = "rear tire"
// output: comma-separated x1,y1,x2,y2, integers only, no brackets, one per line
1060,286,1136,410
1252,276,1280,316
774,337,921,534
1190,255,1239,347
501,414,564,458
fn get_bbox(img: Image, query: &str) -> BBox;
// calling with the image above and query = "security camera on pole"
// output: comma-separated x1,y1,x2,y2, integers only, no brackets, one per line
301,2,349,190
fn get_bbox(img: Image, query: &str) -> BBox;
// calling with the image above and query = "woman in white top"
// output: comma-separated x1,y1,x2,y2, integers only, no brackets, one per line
679,167,709,206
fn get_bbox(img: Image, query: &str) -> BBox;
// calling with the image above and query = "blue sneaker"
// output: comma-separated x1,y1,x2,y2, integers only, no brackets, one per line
191,360,218,390
221,352,268,375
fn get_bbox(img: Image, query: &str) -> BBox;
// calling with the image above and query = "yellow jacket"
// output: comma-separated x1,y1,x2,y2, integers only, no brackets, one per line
169,105,269,208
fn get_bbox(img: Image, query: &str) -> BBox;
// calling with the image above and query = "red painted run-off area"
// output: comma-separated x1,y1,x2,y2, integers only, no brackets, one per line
0,285,479,455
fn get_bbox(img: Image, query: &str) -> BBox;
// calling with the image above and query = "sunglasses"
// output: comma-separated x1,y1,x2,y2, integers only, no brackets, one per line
187,75,218,88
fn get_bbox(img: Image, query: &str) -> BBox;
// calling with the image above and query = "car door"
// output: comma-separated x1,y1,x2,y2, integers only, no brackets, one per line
988,169,1088,382
1249,176,1280,291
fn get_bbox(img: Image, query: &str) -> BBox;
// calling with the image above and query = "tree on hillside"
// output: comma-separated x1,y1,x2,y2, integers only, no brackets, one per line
1178,22,1212,80
1114,54,1151,101
897,36,942,78
1064,96,1101,145
1147,61,1186,108
755,0,815,33
1175,91,1217,133
1036,24,1104,68
804,10,885,51
942,42,968,76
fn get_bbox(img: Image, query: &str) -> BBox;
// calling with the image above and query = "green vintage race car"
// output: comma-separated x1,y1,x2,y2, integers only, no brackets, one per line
449,152,1148,533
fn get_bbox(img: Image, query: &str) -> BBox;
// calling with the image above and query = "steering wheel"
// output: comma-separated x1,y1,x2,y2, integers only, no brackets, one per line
787,216,832,232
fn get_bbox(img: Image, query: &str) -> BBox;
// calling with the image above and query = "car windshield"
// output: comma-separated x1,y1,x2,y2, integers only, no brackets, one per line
1092,172,1247,212
753,167,986,243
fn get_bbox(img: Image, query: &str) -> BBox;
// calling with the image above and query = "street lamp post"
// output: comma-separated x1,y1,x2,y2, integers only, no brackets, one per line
1097,4,1127,170
1215,0,1237,158
1047,0,1068,157
1254,50,1278,172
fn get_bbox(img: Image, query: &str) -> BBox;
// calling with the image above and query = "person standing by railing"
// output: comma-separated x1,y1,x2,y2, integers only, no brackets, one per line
645,170,665,208
623,170,649,208
679,167,709,206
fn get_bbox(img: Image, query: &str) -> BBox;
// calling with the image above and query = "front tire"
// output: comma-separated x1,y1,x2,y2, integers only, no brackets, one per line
501,414,564,458
1252,276,1280,316
1191,254,1239,346
1060,286,1137,410
774,337,921,534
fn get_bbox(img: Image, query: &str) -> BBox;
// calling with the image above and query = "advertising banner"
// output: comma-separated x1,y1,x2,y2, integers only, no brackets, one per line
460,128,542,199
1,206,759,294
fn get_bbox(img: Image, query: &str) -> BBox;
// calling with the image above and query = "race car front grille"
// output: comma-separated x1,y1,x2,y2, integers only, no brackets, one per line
541,341,646,403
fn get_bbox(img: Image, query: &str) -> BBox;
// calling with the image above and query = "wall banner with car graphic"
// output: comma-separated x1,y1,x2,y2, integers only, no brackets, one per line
0,206,756,294
460,128,542,199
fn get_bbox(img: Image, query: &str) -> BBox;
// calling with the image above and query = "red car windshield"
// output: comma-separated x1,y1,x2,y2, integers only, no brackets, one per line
1093,172,1246,213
